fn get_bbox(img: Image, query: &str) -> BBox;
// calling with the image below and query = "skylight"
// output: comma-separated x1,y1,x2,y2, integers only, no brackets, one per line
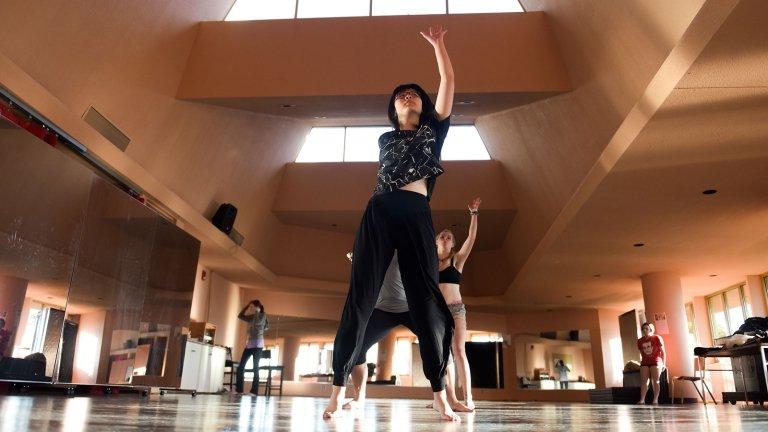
226,0,523,20
225,0,297,21
295,125,491,163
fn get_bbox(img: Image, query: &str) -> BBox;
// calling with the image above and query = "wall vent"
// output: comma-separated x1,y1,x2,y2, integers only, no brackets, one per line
82,106,130,151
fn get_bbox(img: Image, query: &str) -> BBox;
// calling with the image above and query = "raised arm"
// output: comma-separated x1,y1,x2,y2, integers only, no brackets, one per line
456,197,481,266
421,25,455,120
238,302,254,322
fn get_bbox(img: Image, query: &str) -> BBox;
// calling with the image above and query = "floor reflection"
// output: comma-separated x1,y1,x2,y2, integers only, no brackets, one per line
0,394,766,431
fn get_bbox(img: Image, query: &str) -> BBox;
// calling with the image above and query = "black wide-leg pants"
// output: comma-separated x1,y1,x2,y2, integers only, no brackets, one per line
332,190,454,392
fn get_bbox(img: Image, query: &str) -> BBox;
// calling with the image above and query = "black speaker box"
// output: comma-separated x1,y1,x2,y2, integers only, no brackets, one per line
212,203,237,234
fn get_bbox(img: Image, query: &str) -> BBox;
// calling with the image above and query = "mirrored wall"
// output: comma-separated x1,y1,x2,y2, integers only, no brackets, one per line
514,330,595,390
0,101,200,386
238,313,505,389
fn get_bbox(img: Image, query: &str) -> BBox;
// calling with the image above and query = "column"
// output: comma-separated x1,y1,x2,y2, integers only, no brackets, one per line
376,332,396,381
281,337,301,381
640,272,696,398
0,275,28,356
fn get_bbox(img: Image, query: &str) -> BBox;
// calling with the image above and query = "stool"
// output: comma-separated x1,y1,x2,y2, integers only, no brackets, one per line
671,375,716,404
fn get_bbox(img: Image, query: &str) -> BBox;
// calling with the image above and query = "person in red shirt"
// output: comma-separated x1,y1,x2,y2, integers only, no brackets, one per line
637,322,666,404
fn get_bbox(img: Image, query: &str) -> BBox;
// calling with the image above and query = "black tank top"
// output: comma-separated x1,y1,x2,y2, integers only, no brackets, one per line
439,256,461,284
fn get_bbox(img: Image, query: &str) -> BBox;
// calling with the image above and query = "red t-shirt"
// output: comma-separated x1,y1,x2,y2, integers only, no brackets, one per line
637,335,665,366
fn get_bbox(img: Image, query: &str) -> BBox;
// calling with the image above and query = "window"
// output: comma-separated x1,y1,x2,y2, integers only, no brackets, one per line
763,276,768,311
295,125,490,162
469,332,503,342
297,0,369,18
448,0,524,14
225,0,297,21
372,0,445,16
393,338,412,375
707,285,750,340
226,0,523,20
684,302,699,352
365,342,378,364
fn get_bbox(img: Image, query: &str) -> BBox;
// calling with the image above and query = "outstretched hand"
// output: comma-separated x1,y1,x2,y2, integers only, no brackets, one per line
420,25,447,47
468,197,481,212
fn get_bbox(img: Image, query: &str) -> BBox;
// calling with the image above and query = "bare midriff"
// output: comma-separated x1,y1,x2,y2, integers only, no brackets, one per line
399,178,427,196
439,283,462,305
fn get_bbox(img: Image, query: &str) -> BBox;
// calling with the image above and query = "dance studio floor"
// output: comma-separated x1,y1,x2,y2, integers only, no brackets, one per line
1,394,768,431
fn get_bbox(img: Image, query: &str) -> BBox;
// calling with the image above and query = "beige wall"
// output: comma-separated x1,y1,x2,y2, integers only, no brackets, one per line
190,264,211,323
0,0,309,271
206,272,241,350
478,0,706,295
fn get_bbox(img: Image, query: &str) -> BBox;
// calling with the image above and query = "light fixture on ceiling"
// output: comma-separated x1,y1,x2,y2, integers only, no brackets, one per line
709,274,717,277
702,189,718,195
633,243,645,248
456,100,475,105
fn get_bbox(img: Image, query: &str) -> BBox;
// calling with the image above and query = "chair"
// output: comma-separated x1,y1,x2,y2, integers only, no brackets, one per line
255,350,285,396
223,347,239,391
671,375,716,404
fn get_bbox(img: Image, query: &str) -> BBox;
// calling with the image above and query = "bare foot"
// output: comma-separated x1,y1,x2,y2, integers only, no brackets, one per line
426,401,473,412
323,387,345,419
432,393,461,422
451,401,474,412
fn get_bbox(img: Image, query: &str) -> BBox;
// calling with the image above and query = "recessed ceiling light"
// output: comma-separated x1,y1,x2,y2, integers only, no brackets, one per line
702,189,717,195
633,243,645,248
280,104,296,108
456,100,475,105
313,116,327,119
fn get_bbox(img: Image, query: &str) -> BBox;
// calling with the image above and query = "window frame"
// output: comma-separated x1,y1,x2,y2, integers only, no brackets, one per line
706,284,749,340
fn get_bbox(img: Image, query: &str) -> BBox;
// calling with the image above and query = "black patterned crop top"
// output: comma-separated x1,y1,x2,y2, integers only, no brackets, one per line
373,113,451,201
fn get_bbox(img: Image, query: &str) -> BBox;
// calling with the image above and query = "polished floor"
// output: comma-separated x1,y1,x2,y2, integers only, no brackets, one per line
1,394,767,431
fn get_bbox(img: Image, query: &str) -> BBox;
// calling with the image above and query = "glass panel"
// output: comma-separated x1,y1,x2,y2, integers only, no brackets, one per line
0,113,92,382
297,0,370,18
707,294,729,340
344,126,391,161
514,330,595,390
296,127,345,162
449,0,524,14
226,0,297,21
132,220,199,386
372,0,445,16
441,125,491,160
725,288,746,333
63,177,157,385
365,342,378,364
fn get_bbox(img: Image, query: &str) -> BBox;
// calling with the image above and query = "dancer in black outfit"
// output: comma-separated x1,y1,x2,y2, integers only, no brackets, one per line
324,25,457,421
